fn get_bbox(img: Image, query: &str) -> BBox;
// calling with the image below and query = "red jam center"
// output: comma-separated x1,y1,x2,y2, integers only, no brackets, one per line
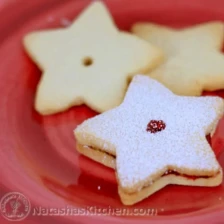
146,120,166,133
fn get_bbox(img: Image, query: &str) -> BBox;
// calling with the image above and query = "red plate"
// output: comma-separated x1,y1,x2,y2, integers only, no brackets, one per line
0,0,224,223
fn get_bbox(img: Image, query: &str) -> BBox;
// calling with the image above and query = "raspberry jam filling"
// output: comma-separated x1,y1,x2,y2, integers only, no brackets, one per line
162,170,213,180
84,145,116,158
146,120,166,133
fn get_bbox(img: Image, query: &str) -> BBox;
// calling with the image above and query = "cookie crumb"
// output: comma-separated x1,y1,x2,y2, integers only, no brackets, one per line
60,17,72,27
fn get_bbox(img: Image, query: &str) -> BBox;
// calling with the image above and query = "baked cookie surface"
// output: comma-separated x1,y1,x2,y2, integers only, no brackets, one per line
132,22,224,96
23,2,163,115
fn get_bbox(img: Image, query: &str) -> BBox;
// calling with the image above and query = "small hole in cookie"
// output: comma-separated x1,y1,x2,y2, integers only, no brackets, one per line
83,57,93,66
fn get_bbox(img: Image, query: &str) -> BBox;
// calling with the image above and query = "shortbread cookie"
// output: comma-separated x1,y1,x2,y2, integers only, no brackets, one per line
132,22,224,96
75,75,224,205
132,22,224,56
23,2,164,115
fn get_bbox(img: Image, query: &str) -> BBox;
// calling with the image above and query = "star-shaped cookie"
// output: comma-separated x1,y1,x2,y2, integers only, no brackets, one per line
23,2,163,115
75,75,224,205
132,22,224,96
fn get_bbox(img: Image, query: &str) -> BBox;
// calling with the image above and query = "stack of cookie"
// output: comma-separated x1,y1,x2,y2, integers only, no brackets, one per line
75,75,223,205
23,1,224,205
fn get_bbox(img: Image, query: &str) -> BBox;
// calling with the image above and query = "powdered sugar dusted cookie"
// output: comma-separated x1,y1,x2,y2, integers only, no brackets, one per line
75,75,224,205
23,1,163,115
132,22,224,96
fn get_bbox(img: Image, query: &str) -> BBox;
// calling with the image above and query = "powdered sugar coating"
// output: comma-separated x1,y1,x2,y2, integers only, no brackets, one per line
75,75,224,191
